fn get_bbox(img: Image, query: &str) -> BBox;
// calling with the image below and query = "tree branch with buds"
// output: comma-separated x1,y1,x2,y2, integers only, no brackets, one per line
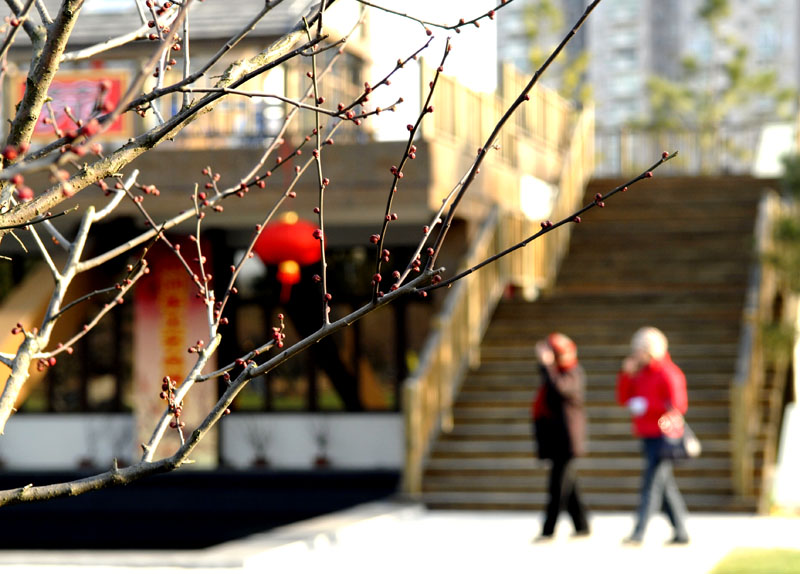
0,0,684,510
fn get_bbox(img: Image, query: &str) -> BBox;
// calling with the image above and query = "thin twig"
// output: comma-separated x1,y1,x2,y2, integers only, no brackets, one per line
356,0,511,33
426,0,603,271
304,12,332,324
372,38,451,301
0,0,36,62
0,206,78,230
421,152,679,293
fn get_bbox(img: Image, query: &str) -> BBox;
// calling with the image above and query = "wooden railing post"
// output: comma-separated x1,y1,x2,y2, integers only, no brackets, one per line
402,382,420,495
731,317,757,497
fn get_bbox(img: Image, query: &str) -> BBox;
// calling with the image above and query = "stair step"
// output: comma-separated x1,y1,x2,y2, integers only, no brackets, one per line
555,283,746,296
422,474,735,493
484,324,742,341
425,455,733,470
431,439,731,456
498,291,746,307
463,372,733,388
469,357,738,375
452,405,728,418
480,343,739,358
441,421,730,439
456,388,730,404
421,491,756,512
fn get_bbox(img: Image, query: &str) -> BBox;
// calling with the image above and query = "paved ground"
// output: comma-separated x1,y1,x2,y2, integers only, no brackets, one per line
1,502,799,573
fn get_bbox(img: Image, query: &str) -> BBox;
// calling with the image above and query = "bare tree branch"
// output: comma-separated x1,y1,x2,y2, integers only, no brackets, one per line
357,0,510,33
5,0,83,149
0,0,36,62
421,152,679,293
427,0,602,271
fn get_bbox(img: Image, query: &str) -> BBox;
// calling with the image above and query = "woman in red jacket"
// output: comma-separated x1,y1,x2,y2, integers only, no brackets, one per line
617,326,689,545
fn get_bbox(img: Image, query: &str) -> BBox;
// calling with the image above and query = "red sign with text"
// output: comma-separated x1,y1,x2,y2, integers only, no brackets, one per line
133,238,217,466
14,70,131,140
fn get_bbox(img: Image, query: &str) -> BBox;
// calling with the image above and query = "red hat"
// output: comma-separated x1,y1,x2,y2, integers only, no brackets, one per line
547,332,578,370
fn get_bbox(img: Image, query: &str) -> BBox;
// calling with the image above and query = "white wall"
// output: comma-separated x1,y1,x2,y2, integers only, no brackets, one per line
221,414,404,470
0,413,404,471
0,414,135,470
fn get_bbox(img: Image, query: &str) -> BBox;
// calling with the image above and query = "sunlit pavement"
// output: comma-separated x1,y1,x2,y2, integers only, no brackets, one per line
2,502,799,573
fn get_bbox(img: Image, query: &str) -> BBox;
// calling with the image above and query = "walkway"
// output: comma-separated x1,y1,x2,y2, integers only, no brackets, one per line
1,501,798,573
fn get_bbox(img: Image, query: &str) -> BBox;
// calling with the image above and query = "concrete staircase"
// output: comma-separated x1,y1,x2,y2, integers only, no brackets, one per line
421,176,774,513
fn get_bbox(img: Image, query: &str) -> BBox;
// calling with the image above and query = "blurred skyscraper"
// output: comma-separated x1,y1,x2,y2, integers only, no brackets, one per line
497,0,799,128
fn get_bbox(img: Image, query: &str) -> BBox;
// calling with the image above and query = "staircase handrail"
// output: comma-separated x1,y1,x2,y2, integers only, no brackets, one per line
731,189,784,498
401,205,503,495
402,104,595,495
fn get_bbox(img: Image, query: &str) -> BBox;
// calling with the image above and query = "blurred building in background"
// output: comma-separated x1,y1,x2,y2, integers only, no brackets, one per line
498,0,800,175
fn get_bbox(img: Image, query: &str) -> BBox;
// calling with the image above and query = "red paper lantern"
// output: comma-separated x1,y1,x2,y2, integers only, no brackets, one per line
253,212,322,302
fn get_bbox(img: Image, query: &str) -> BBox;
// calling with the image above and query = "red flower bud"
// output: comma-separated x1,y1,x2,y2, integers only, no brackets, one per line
2,145,18,161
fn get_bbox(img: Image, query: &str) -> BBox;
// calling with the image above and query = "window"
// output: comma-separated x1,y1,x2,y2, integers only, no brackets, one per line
610,74,641,96
610,0,638,22
613,47,637,71
223,243,424,413
691,25,713,65
22,303,133,413
291,52,366,143
755,22,779,62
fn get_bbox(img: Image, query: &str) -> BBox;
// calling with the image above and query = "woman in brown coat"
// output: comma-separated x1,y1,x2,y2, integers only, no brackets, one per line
532,332,590,540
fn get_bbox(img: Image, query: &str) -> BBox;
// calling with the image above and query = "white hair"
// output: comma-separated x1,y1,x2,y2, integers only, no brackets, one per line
631,326,668,360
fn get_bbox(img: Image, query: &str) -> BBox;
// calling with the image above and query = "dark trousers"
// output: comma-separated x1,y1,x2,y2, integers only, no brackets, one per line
542,457,589,536
632,437,689,539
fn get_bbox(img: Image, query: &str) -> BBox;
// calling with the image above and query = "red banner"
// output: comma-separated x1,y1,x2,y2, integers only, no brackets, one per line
13,69,131,140
133,238,217,466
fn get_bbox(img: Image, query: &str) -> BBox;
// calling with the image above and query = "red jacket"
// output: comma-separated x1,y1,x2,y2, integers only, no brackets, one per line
616,354,688,438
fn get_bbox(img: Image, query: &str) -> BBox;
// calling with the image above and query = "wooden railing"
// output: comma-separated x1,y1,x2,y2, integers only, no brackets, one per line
420,62,574,170
730,190,790,501
402,103,595,495
156,59,366,147
595,125,765,177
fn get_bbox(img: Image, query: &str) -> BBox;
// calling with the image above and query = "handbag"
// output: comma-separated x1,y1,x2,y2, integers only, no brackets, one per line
658,409,702,460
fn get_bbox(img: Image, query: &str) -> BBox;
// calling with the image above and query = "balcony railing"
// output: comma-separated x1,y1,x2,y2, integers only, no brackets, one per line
420,62,574,169
154,56,367,148
595,124,766,177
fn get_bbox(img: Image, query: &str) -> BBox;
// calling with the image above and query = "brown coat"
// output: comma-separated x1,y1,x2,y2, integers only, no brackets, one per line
533,363,587,459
